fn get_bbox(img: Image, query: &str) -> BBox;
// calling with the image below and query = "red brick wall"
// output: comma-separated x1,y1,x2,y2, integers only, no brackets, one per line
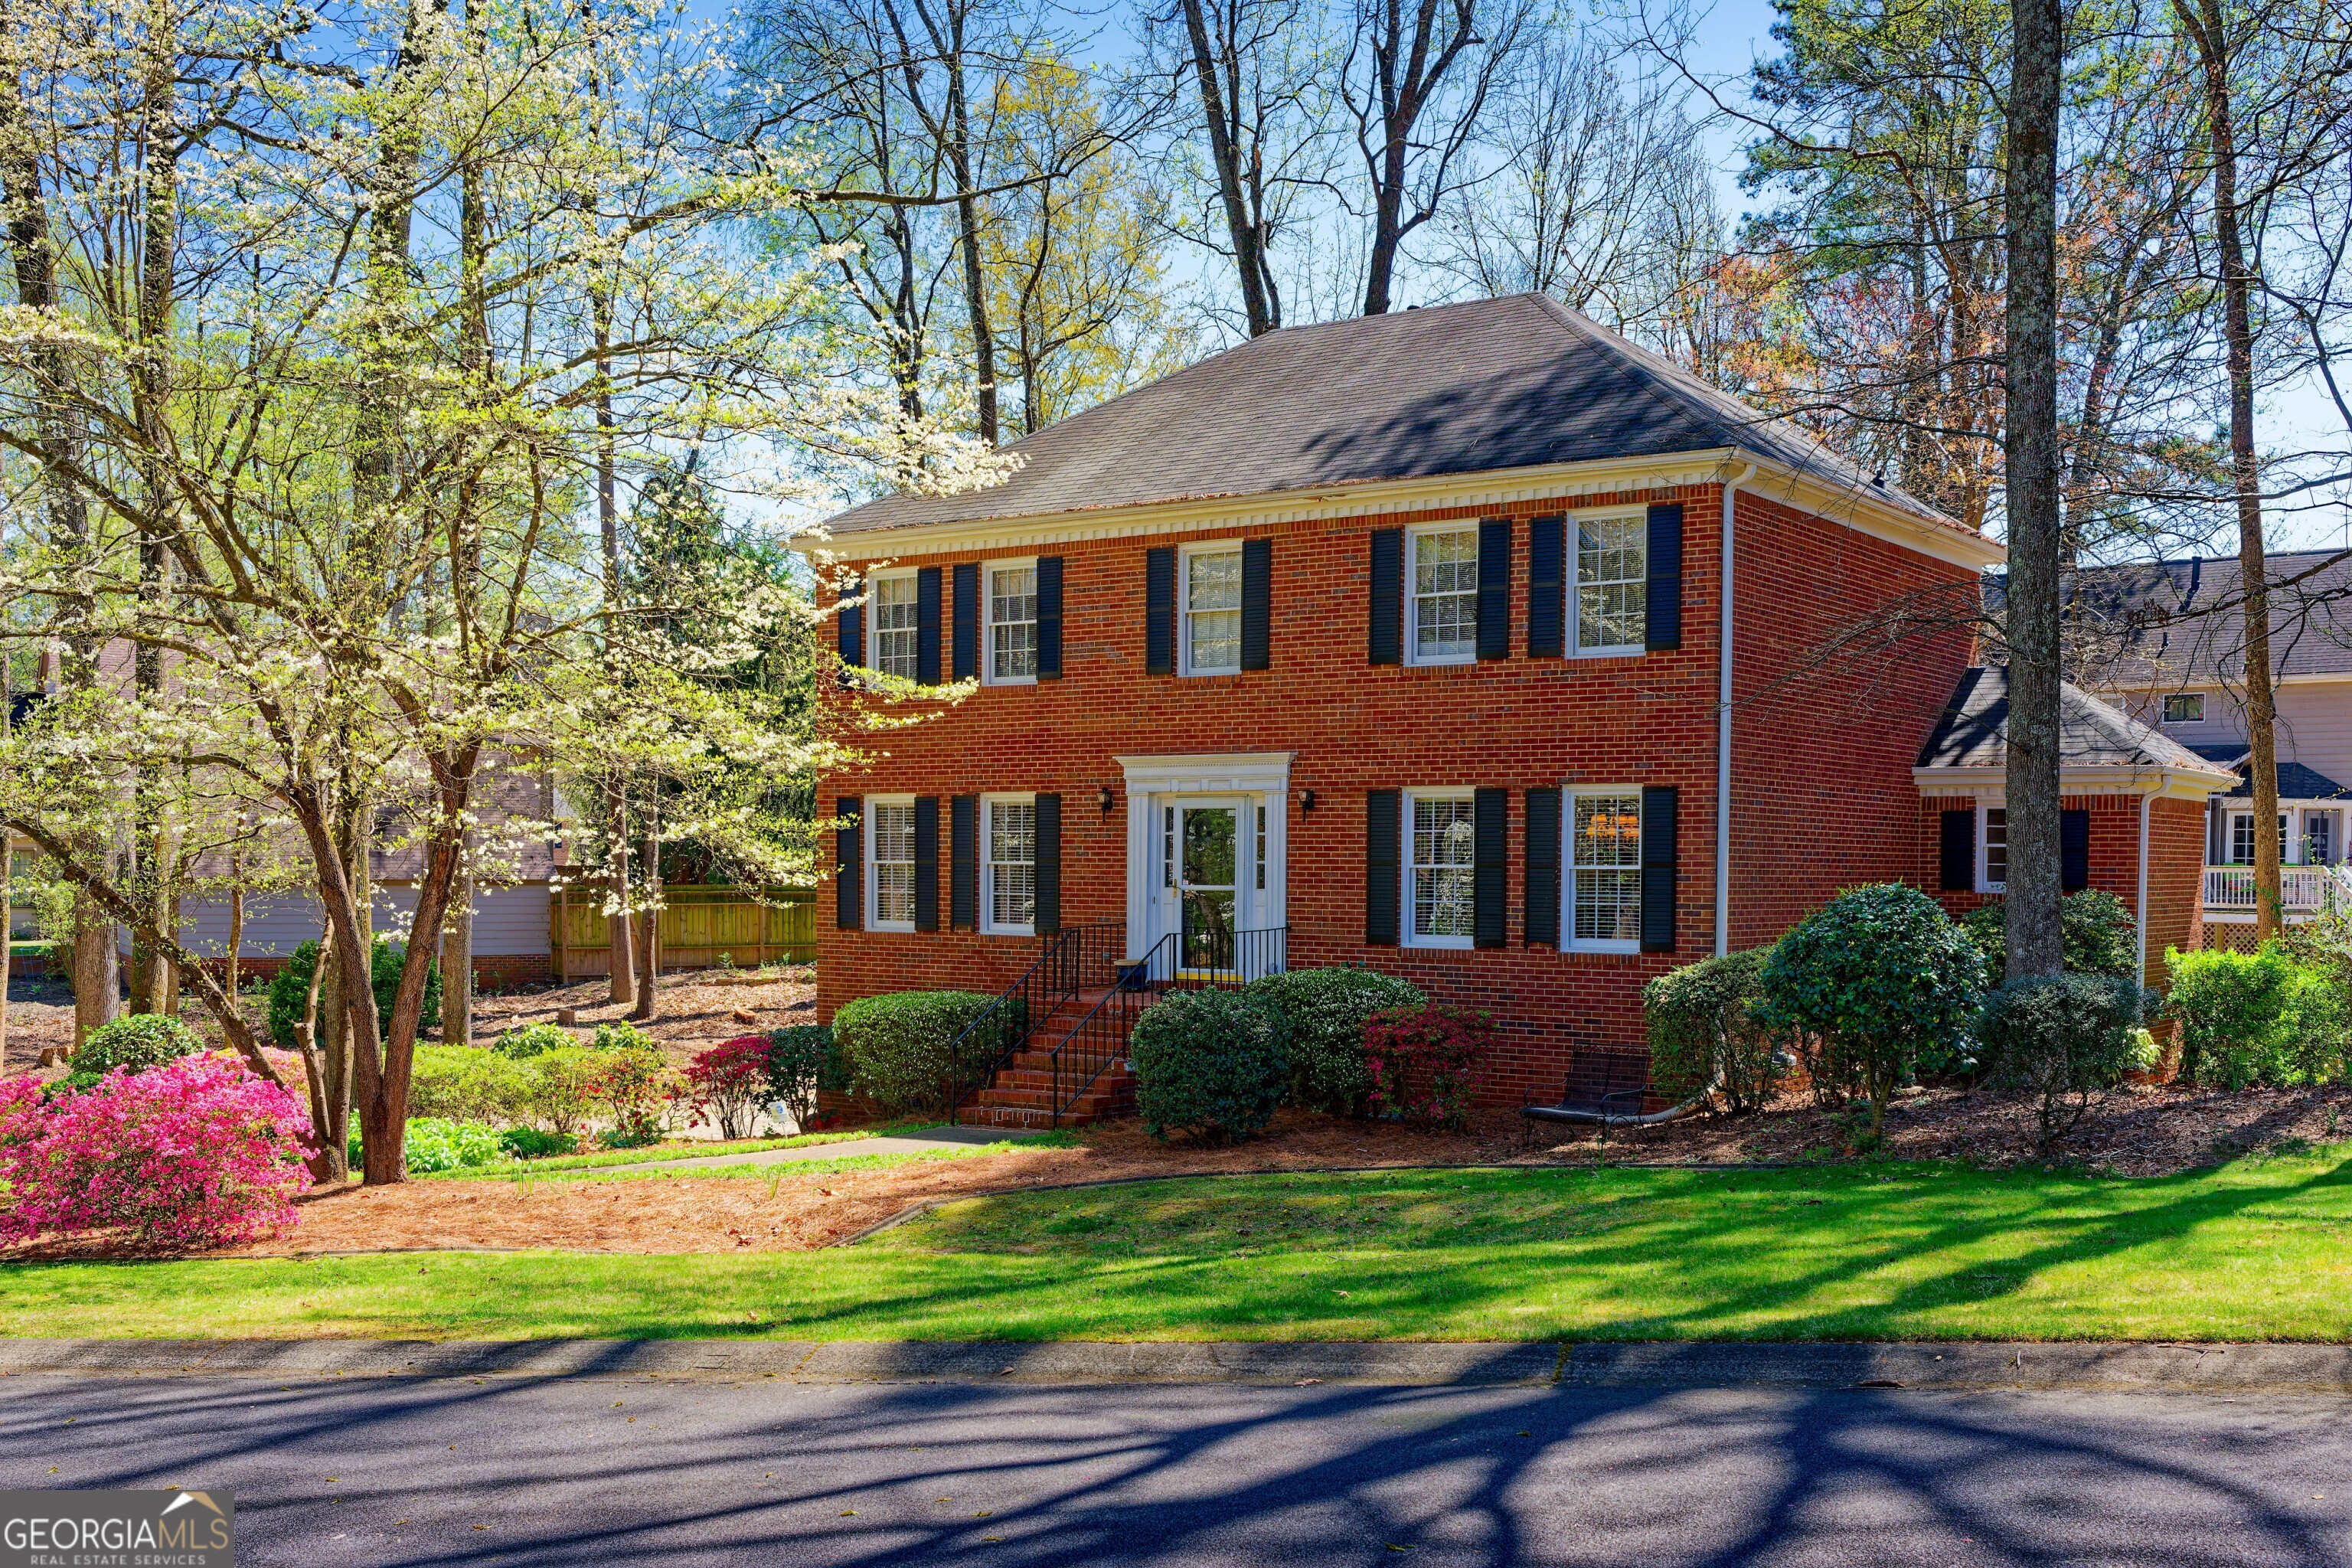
817,482,1982,1105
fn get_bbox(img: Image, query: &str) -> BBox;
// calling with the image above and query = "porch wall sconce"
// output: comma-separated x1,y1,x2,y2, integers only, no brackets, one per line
1097,786,1116,815
1299,789,1317,812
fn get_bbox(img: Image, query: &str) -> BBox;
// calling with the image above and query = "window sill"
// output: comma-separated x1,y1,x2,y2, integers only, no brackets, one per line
1563,941,1642,957
1571,645,1645,661
1403,936,1475,951
866,923,916,935
982,676,1039,688
1405,654,1476,668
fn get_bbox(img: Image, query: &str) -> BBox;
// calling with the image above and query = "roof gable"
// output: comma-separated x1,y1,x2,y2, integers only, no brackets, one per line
1915,664,2232,777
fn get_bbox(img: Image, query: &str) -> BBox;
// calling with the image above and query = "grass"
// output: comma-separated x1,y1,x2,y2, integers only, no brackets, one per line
413,1126,906,1180
466,1137,1072,1186
7,1148,2352,1343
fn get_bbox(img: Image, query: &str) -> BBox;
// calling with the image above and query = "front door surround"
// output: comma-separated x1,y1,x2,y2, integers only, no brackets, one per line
1116,753,1292,963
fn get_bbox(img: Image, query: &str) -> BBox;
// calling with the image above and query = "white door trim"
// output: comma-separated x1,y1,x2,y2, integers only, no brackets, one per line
1116,753,1292,961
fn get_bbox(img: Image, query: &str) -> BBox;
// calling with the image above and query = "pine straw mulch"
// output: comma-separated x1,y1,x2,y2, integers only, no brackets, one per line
9,1083,2350,1262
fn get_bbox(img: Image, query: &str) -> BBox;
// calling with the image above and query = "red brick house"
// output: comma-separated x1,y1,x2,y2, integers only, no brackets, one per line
805,295,2216,1123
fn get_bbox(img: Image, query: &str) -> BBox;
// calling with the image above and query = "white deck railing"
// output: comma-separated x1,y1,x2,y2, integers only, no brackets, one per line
2203,864,2352,912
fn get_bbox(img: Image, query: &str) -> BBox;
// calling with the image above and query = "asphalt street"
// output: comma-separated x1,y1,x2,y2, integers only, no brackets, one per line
8,1370,2352,1566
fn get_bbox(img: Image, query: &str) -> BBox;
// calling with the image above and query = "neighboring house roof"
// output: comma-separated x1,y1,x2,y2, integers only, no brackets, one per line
823,294,1965,540
1915,665,2234,785
2217,759,2352,802
2056,549,2352,688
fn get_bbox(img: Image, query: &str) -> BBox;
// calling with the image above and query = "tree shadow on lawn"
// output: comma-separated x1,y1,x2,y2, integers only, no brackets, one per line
13,1365,2346,1566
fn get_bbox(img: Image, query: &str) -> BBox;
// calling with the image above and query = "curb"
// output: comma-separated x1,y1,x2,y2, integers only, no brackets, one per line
4,1338,2350,1392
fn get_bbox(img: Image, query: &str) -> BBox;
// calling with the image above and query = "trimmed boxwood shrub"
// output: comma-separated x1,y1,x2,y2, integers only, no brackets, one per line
73,1012,204,1080
1244,967,1424,1115
1129,988,1289,1144
1643,947,1785,1114
1756,883,1988,1141
407,1045,530,1123
1977,972,2148,1149
831,990,999,1114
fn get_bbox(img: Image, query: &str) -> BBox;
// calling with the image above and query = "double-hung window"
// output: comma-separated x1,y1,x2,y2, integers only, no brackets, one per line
2162,692,2204,724
987,561,1038,683
1409,526,1478,664
867,798,916,931
1182,546,1242,675
1981,805,2008,891
1567,791,1642,950
1574,515,1646,653
1405,790,1476,946
983,796,1037,933
867,573,919,680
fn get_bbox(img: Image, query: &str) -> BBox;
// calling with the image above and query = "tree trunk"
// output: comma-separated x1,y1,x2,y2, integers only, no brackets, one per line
1180,0,1276,336
632,801,660,1021
947,64,999,445
2002,0,2066,982
604,782,635,1006
72,895,119,1045
441,858,473,1047
2180,0,2280,937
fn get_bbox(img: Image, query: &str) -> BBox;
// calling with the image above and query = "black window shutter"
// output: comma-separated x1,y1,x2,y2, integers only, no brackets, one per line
1145,547,1176,675
1034,557,1064,678
1474,786,1508,948
1240,537,1272,670
952,563,979,681
1524,786,1561,946
2062,808,2090,892
835,796,862,930
1527,514,1565,658
1034,792,1062,934
1366,789,1401,945
951,795,978,929
1645,503,1684,652
1639,786,1678,952
1369,529,1403,665
1477,518,1512,661
837,578,862,667
913,796,939,931
1939,808,1977,892
916,567,942,686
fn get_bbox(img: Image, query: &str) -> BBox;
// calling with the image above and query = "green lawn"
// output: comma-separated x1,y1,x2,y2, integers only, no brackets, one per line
412,1127,894,1180
8,1150,2352,1343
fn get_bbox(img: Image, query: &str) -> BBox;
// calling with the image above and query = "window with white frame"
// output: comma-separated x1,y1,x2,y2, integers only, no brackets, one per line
2305,810,2337,867
2230,812,2290,865
1575,516,1646,652
2162,692,2203,724
1568,792,1642,949
1406,791,1476,946
987,562,1037,682
1981,805,2007,892
984,797,1036,933
867,799,916,929
1183,546,1242,675
867,573,919,680
1410,526,1478,664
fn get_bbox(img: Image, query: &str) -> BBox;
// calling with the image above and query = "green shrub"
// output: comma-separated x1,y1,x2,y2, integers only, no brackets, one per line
74,1012,204,1078
491,1022,575,1060
1643,948,1786,1114
498,1127,577,1160
1962,890,2141,979
1243,967,1423,1115
590,1021,658,1054
513,1047,609,1136
2167,942,2348,1088
1757,884,1988,1140
267,935,443,1047
595,1044,681,1145
1129,988,1289,1144
1977,973,2148,1149
765,1024,835,1128
401,1118,505,1173
407,1045,530,1123
831,990,999,1113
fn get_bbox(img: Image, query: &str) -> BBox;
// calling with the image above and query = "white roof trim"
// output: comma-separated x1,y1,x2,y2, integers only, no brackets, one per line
1913,763,2237,802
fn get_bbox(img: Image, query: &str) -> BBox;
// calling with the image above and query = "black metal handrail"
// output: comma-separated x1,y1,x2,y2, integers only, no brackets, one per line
1125,925,1289,992
1047,983,1143,1128
942,920,1125,1117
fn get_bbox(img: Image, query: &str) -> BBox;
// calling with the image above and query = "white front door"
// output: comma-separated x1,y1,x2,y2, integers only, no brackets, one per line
1164,798,1244,971
1116,753,1292,975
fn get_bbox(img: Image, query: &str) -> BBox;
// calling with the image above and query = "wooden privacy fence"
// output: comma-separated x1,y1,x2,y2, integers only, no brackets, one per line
553,885,816,978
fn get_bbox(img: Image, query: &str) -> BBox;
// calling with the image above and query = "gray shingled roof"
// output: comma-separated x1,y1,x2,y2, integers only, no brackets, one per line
825,294,1958,536
1916,665,2226,773
2056,549,2352,686
2220,760,2352,801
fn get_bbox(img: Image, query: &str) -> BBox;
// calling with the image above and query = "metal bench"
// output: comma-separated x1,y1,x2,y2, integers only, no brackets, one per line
1521,1053,1652,1129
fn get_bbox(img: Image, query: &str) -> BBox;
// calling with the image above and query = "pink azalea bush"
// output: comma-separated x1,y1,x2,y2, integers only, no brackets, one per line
0,1054,315,1253
1362,1004,1497,1130
684,1037,773,1141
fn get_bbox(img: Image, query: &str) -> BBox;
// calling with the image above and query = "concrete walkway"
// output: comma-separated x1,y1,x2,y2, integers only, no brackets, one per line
627,1123,1044,1172
5,1338,2350,1393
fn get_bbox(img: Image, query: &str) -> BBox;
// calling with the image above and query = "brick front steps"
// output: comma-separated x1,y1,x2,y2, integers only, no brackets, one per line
957,988,1141,1130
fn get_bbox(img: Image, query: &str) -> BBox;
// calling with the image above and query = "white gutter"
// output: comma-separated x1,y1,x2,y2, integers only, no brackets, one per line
1717,462,1757,958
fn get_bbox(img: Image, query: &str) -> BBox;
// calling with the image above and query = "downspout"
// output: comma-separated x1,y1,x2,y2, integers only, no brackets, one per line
2137,776,2161,990
1716,462,1758,957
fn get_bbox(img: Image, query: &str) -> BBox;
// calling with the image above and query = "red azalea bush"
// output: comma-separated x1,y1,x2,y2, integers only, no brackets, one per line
684,1036,773,1141
1361,1004,1497,1130
0,1054,315,1253
594,1047,684,1147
